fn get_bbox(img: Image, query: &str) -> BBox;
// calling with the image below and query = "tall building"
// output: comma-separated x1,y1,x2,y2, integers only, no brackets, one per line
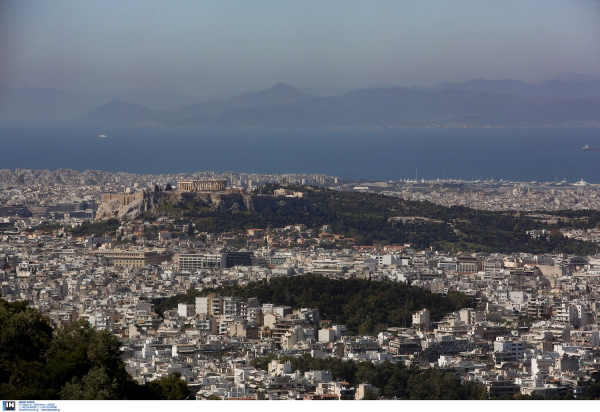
412,308,430,331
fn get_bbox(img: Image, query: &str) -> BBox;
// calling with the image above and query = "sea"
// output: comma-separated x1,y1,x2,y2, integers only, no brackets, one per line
1,122,600,183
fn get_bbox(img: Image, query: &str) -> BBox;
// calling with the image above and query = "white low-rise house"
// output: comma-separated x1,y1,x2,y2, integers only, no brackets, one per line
318,328,335,342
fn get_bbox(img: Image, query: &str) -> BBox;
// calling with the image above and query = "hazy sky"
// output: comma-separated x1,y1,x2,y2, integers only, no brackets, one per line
1,0,599,96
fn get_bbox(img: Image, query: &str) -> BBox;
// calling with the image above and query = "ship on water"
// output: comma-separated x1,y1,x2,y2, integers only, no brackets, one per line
582,144,600,151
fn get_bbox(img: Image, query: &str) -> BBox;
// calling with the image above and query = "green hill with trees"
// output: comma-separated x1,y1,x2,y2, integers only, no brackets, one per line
41,184,600,255
154,274,473,334
145,184,599,254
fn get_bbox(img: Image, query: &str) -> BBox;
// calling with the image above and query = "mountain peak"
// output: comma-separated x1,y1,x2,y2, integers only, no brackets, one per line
78,99,160,124
227,82,313,107
269,82,295,90
105,98,130,105
262,82,307,96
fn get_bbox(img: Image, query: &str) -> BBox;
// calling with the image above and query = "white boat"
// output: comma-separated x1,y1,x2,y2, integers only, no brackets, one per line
99,134,107,137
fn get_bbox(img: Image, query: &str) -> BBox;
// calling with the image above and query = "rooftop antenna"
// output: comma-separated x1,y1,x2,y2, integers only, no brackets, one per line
415,168,418,183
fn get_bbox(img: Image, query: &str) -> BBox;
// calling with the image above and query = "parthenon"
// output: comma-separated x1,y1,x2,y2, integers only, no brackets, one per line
177,179,227,193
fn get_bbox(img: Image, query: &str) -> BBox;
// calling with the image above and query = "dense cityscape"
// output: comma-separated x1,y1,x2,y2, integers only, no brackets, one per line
2,168,600,399
4,0,600,407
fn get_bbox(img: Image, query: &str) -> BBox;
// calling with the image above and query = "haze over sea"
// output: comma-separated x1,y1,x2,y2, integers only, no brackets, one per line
2,123,600,184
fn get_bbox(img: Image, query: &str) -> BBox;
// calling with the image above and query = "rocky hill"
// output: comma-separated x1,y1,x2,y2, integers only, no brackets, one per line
95,191,312,221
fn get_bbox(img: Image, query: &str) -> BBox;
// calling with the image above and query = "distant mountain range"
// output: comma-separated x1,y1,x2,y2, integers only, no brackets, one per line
79,81,600,128
410,76,600,98
0,88,268,122
3,73,600,127
0,85,337,122
152,82,315,126
0,87,206,122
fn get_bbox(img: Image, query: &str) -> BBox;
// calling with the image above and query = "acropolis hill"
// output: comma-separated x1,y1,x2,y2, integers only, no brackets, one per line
95,179,311,221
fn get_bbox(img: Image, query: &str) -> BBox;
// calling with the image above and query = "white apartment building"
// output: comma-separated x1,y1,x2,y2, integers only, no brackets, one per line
178,253,226,270
412,308,430,332
493,337,526,360
177,303,195,318
195,296,209,315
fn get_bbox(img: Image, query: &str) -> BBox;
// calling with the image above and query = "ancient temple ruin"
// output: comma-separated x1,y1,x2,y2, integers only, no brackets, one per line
177,179,227,193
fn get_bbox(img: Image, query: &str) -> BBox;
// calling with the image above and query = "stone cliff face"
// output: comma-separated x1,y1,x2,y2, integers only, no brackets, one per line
95,193,166,221
95,192,312,221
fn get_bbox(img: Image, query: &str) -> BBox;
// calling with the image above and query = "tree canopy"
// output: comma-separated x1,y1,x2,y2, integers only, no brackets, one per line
139,184,599,255
154,274,473,334
251,353,489,400
0,298,189,400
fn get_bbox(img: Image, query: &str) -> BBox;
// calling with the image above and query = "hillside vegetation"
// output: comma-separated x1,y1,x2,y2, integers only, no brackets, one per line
0,298,189,400
139,184,599,255
154,274,473,334
252,353,489,400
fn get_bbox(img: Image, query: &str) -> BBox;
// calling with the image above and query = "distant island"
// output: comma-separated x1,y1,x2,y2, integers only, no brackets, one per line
3,75,600,128
78,82,600,129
